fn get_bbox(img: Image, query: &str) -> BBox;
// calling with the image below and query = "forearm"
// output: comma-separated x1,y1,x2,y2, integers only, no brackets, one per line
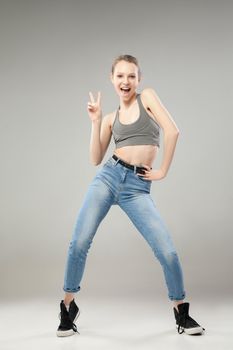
89,119,102,165
160,131,179,176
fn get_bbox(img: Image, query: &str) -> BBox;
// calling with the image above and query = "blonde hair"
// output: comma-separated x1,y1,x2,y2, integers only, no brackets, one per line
111,54,141,79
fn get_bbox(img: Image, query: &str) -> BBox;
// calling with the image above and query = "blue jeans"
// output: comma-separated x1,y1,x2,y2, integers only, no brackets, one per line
63,155,186,301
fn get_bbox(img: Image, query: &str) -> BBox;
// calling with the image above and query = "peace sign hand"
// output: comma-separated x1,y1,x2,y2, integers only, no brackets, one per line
87,91,102,122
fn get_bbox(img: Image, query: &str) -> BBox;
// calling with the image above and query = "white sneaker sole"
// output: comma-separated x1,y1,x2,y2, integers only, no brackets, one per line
176,324,204,335
56,309,81,337
56,328,77,337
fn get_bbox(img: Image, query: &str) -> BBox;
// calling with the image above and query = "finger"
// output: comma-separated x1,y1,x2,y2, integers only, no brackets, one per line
89,91,95,103
141,164,151,170
97,91,101,104
137,173,149,180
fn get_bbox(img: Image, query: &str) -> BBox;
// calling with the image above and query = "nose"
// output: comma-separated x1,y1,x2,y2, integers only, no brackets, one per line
123,76,129,84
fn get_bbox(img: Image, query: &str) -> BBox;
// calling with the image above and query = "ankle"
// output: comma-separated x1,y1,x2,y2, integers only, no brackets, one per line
173,300,185,312
64,293,74,306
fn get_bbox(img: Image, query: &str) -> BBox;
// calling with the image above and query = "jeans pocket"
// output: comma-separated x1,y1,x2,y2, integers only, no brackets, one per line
132,173,151,194
103,157,115,167
135,173,152,184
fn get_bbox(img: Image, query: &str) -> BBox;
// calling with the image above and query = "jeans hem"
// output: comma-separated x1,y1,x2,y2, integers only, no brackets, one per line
63,286,81,293
168,293,186,301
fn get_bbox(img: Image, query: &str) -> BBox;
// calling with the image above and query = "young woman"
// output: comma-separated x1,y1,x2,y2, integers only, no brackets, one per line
56,54,205,337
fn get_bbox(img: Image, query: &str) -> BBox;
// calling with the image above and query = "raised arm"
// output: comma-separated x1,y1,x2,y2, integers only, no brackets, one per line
87,92,112,165
142,88,180,179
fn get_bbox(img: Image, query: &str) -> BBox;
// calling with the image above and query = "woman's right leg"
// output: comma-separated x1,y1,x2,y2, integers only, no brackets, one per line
63,176,114,295
64,292,75,306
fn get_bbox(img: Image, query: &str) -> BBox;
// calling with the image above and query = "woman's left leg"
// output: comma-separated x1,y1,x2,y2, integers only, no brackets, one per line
119,193,186,302
116,167,204,335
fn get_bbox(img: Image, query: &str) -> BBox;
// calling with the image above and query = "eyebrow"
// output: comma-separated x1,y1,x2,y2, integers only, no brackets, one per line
116,72,136,75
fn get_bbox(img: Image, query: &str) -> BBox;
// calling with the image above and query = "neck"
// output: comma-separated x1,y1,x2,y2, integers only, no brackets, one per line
119,92,138,111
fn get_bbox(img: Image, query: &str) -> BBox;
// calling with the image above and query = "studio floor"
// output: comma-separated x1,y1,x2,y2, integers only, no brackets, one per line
1,295,232,350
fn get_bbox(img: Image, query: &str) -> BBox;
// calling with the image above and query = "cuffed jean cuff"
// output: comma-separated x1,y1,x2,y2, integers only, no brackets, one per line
168,292,186,301
63,286,81,293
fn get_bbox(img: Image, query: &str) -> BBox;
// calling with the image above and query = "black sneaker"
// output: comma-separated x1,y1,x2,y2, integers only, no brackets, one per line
173,302,205,335
56,299,80,337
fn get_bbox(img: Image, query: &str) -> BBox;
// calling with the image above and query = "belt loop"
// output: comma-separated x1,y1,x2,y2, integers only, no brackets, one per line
114,157,120,166
134,165,137,174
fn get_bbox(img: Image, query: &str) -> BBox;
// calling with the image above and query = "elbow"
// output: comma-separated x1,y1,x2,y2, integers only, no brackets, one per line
92,161,101,166
165,129,180,137
173,130,180,142
90,159,101,166
173,126,180,135
172,128,180,137
90,156,102,166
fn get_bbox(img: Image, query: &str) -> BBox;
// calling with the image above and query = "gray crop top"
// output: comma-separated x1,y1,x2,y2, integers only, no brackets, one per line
112,93,160,149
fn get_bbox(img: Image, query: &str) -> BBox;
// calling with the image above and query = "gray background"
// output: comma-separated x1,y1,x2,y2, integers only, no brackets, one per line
0,0,232,301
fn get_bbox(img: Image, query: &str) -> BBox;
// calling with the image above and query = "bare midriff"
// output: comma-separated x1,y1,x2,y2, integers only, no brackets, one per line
113,144,158,168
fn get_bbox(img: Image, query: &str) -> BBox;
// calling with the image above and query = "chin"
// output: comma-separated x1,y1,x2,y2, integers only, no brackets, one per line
118,90,136,99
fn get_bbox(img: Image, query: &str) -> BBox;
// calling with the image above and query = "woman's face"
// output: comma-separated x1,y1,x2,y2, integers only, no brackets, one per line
111,60,141,99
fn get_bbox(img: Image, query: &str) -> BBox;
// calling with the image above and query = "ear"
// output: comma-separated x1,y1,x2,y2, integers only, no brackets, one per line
110,73,114,84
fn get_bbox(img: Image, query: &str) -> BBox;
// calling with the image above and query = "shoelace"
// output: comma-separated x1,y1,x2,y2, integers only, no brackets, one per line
72,323,80,334
177,313,205,334
58,312,80,334
177,313,186,334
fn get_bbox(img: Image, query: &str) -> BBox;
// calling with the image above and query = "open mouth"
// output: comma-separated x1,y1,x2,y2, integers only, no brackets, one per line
120,87,131,92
